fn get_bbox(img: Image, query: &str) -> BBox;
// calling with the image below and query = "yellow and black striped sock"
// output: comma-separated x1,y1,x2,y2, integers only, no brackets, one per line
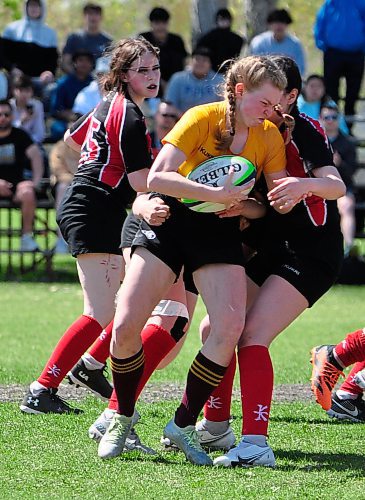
111,348,145,417
174,351,226,427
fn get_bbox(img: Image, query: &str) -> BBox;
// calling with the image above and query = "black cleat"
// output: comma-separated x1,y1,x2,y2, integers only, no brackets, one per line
327,393,365,423
67,360,113,400
20,388,83,414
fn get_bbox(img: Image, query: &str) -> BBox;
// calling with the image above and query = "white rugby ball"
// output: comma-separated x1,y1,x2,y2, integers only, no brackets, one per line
181,155,256,213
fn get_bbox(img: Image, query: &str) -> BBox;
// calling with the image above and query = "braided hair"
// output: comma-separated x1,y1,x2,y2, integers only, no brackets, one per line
215,55,287,151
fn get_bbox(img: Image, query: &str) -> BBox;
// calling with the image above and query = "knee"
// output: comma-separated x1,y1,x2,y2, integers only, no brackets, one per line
112,316,139,347
213,309,245,343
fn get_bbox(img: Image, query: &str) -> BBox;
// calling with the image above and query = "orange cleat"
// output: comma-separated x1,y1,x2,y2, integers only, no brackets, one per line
310,345,344,410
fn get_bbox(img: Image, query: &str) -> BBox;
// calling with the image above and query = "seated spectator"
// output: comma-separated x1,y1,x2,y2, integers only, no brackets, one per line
0,99,43,251
249,9,306,76
297,74,349,135
0,68,9,99
10,74,45,144
61,3,112,74
50,51,94,140
72,56,109,116
49,137,79,254
165,46,224,114
2,0,58,96
149,100,179,157
195,8,245,73
139,7,188,95
320,102,359,255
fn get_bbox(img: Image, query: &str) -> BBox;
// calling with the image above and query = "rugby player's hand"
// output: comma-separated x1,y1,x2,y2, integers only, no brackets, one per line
141,197,170,226
267,177,311,210
216,167,250,206
0,179,13,197
216,200,250,218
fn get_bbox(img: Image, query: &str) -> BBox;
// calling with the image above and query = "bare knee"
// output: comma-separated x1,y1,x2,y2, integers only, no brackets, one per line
212,309,245,344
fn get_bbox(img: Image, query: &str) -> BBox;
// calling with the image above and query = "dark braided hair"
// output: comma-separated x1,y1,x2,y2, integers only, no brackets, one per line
215,55,287,151
101,36,160,95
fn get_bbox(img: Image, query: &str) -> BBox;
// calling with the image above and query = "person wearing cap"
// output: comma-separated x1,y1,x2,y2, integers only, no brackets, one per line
195,8,245,73
72,56,110,116
248,9,306,76
165,46,224,114
139,7,188,95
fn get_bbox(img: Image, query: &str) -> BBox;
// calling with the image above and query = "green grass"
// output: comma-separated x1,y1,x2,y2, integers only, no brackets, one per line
2,265,365,498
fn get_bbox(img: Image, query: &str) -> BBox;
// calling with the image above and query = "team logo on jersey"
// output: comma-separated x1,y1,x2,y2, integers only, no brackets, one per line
141,229,156,240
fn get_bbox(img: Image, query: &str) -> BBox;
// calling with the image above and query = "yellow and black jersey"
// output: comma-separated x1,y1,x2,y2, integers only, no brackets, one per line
162,101,286,179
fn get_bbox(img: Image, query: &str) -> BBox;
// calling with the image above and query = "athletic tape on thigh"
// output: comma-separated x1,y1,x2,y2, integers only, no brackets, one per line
151,300,189,320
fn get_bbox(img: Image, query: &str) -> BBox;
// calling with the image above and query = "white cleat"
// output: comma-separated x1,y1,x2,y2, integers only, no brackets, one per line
98,413,132,459
213,437,275,468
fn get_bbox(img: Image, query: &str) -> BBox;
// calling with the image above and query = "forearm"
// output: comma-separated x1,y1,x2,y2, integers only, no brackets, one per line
305,176,346,200
239,198,266,219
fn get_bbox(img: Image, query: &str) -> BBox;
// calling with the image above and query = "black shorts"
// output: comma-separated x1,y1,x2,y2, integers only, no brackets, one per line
57,178,127,257
121,212,199,295
131,195,245,280
245,246,341,307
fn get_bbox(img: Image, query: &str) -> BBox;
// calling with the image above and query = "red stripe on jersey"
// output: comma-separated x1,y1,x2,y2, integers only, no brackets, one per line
69,114,91,146
286,134,327,226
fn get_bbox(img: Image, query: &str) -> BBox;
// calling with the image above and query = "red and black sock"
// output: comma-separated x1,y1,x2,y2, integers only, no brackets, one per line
38,315,103,388
110,348,145,417
174,351,226,428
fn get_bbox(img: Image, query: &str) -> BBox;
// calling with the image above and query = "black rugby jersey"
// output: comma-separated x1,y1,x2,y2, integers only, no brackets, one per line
69,91,153,189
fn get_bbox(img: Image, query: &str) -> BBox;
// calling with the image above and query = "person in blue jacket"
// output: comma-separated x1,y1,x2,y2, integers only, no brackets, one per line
314,0,365,131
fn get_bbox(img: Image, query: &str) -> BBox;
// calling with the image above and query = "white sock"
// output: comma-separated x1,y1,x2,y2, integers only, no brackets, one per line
82,353,104,370
104,408,116,419
336,390,358,400
29,380,48,396
197,418,229,435
243,434,267,447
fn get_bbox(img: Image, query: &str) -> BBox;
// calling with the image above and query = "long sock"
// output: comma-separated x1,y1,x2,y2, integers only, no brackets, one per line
203,353,236,422
110,348,145,417
338,360,365,396
238,345,273,436
38,315,103,388
334,328,365,367
174,351,227,428
87,321,113,364
108,323,177,411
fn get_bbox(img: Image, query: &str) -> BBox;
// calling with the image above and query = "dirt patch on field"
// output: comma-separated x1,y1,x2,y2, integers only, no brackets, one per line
0,382,314,404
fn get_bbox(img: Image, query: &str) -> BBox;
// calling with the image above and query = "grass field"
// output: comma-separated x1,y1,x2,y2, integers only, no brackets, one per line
1,263,365,498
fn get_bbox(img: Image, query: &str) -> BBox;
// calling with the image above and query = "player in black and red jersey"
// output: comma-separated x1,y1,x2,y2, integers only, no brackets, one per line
20,37,169,417
197,56,346,468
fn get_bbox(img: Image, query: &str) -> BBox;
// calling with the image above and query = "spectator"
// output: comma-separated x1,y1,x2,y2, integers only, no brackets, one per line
320,102,359,255
0,99,43,251
0,68,9,99
249,9,306,76
10,74,45,144
297,74,349,135
195,8,245,73
139,7,188,95
49,138,79,254
165,46,224,114
72,55,110,116
2,0,58,95
50,51,94,140
61,3,112,74
314,0,365,131
149,100,179,157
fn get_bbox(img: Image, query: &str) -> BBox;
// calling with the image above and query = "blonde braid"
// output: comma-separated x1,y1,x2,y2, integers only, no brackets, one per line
227,84,236,137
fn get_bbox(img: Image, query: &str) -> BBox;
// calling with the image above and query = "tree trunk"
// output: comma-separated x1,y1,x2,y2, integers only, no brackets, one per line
244,0,278,40
191,0,227,47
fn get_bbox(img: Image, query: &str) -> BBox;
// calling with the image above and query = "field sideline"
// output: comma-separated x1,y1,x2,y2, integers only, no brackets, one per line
1,272,365,498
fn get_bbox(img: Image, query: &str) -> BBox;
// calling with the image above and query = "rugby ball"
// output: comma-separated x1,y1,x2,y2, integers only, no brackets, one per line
181,155,256,213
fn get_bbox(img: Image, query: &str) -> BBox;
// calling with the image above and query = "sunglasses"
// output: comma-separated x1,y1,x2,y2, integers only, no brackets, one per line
322,114,338,121
0,112,11,117
161,113,178,119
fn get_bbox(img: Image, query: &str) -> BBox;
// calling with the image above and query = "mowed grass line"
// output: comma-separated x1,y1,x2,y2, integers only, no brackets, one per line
1,400,364,500
1,281,365,385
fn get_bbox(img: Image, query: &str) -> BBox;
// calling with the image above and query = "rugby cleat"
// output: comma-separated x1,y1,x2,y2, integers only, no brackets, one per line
163,419,213,466
89,408,156,454
327,393,365,423
67,360,113,401
213,437,275,468
98,413,133,459
20,387,83,415
310,345,344,410
162,420,236,451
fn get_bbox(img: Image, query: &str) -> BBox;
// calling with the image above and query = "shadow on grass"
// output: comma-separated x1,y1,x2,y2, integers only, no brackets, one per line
270,414,358,425
274,449,365,473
